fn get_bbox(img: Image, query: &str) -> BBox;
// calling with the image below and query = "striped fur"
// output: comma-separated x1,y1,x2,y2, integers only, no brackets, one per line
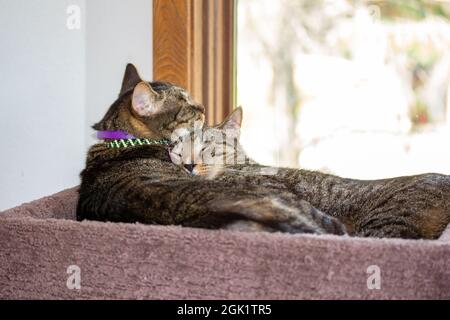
77,142,345,235
77,65,345,235
172,109,450,239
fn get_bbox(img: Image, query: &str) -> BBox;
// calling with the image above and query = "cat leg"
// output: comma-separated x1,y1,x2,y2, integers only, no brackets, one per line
296,200,348,235
203,197,347,235
136,178,346,235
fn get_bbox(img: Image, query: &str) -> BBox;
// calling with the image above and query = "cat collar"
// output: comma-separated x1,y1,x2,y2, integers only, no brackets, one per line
97,131,171,149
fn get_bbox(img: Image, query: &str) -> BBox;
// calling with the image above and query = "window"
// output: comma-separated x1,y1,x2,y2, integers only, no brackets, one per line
237,0,450,178
153,0,235,125
154,0,450,179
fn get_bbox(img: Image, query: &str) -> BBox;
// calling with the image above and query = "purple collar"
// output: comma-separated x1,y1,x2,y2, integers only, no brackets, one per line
97,130,135,140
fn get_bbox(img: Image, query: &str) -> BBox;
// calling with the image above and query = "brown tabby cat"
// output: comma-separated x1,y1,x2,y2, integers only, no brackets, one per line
76,64,346,235
170,107,450,239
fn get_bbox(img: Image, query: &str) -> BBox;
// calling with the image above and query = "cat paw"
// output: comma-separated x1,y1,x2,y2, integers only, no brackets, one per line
273,201,347,235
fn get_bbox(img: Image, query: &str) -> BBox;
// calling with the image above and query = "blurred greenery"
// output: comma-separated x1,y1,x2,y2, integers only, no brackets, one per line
238,0,450,167
411,97,431,128
366,0,450,21
407,44,438,71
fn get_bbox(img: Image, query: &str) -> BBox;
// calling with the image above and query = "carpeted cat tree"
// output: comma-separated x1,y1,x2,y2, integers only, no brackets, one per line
1,187,449,299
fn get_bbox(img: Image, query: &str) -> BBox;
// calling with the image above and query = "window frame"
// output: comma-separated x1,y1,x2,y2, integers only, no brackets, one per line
153,0,236,124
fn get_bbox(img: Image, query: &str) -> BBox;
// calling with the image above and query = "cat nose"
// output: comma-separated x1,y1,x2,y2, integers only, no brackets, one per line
183,164,195,172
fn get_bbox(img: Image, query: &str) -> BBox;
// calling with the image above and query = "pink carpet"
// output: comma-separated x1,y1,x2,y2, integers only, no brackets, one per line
1,187,449,299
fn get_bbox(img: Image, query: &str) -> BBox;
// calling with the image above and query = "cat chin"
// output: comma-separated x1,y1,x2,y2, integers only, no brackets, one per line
191,166,204,176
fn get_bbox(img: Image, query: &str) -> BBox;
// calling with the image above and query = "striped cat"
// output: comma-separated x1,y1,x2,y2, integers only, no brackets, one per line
169,107,450,239
76,64,345,235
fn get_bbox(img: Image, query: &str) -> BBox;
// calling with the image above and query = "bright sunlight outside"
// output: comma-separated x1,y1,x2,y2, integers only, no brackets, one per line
237,0,450,179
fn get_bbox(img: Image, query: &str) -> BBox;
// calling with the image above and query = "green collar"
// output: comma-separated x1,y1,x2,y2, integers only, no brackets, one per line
106,138,171,149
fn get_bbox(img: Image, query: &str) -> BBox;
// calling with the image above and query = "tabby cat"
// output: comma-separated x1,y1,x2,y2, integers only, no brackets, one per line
76,64,346,235
170,107,450,239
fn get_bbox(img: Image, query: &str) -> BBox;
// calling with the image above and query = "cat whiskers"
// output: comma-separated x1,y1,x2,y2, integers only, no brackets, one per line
192,164,241,179
192,163,268,178
191,164,221,179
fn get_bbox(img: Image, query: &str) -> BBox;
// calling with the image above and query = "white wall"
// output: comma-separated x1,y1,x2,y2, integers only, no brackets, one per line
86,0,153,147
0,0,86,211
0,0,153,210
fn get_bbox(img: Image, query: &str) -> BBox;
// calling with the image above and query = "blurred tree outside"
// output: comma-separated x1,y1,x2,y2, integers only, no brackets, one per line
237,0,450,177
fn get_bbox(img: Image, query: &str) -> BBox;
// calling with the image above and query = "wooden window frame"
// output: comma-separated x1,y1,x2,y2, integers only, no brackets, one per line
153,0,236,124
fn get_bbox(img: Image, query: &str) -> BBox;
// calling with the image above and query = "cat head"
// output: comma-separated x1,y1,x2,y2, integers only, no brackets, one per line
93,63,205,139
169,107,251,177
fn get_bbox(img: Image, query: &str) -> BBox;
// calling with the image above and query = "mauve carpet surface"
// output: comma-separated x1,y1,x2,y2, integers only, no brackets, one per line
0,187,449,299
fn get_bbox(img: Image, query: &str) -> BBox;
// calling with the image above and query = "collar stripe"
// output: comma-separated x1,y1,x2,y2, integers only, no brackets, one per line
106,138,171,149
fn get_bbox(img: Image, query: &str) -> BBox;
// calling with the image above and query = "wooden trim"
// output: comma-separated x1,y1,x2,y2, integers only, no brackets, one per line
153,0,235,124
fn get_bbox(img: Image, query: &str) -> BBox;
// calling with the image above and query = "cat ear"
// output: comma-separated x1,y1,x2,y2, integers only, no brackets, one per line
120,63,142,96
218,107,243,131
131,81,162,117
